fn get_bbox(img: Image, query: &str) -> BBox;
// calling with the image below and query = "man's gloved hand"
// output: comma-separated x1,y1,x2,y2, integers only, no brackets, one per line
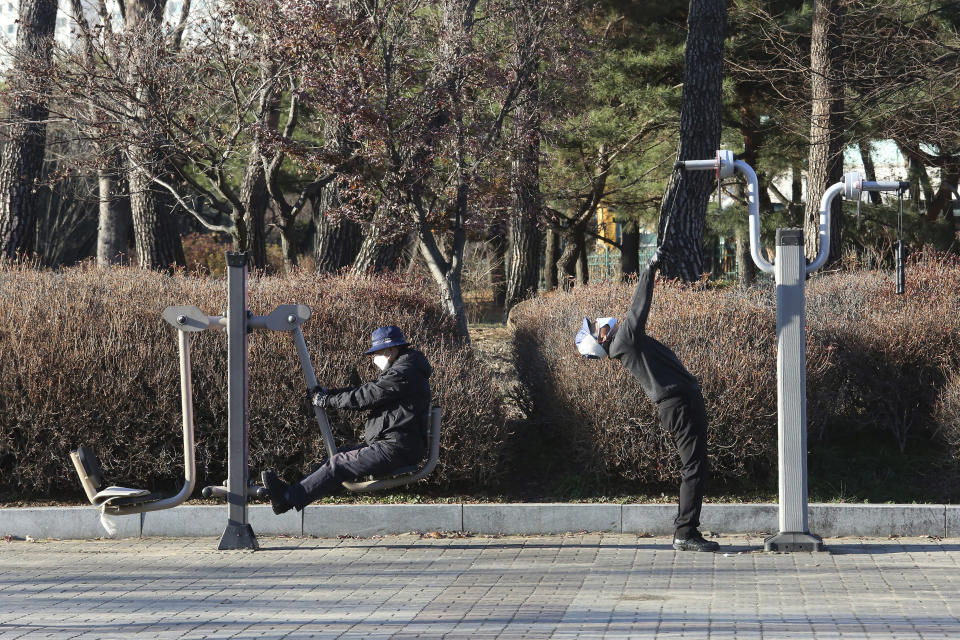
648,245,673,270
647,248,664,270
310,386,331,409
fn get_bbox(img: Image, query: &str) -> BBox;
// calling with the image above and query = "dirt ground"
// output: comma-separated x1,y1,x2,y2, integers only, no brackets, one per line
467,322,524,421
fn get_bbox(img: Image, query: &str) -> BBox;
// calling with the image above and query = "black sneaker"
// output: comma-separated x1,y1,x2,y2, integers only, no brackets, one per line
673,533,720,552
261,470,292,515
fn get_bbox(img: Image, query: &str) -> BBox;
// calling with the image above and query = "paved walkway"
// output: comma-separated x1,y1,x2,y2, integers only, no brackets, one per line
1,534,959,639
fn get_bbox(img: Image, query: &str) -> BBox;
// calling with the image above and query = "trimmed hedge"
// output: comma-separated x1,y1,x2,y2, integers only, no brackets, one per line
0,263,507,500
510,251,960,487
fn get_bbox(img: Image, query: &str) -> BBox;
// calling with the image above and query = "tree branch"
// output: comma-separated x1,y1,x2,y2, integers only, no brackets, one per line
152,175,234,234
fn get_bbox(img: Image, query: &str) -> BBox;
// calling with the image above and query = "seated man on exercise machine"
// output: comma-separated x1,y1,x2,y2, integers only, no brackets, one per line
262,325,432,514
575,247,719,552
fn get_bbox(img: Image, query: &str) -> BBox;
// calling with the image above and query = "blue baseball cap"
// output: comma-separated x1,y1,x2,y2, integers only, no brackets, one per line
365,325,409,354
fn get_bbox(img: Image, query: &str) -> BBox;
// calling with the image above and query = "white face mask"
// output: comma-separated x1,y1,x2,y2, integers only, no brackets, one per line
373,354,391,371
577,334,607,359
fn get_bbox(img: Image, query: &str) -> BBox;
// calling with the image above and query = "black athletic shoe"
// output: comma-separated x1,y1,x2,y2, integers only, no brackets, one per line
673,533,720,552
261,470,292,515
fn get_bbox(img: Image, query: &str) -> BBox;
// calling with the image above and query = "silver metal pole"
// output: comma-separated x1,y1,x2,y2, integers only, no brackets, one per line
218,251,259,551
292,326,338,459
764,229,822,552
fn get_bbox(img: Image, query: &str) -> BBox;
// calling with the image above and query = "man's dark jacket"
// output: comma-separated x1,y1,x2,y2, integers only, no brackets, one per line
324,348,432,452
608,263,699,403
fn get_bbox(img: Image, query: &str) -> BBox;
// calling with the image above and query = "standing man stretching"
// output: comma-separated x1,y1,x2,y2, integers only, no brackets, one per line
575,249,718,552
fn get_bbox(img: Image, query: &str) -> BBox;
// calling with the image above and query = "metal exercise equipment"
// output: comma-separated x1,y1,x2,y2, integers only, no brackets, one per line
678,151,908,552
72,251,442,549
70,324,198,517
896,185,907,295
71,253,309,550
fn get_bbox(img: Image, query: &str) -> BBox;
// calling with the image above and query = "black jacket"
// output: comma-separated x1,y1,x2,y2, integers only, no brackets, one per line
608,263,699,403
325,348,432,452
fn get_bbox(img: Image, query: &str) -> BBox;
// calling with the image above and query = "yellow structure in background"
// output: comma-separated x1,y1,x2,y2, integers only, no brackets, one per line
596,205,617,250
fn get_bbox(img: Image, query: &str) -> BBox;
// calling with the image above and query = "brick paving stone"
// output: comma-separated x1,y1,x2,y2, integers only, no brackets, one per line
0,535,959,639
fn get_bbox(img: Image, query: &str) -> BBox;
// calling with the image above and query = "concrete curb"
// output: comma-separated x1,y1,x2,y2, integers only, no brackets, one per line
1,503,956,541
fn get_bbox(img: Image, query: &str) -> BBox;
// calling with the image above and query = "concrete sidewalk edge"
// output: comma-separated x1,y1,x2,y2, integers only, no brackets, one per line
3,503,957,541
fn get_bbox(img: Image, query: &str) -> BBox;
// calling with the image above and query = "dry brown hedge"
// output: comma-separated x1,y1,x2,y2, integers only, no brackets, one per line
0,263,507,500
510,250,960,487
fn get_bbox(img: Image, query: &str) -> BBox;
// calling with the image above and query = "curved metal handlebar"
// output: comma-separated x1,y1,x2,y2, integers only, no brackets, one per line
677,155,911,276
808,172,910,274
677,151,773,274
806,183,843,274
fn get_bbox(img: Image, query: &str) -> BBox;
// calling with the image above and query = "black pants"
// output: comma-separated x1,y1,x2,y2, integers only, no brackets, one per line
287,440,422,509
657,389,710,539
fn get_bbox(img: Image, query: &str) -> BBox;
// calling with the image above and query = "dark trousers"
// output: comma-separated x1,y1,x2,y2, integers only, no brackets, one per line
657,389,710,539
287,441,421,509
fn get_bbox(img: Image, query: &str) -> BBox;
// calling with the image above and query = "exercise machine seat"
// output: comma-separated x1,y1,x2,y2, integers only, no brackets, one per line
342,406,442,492
70,446,164,508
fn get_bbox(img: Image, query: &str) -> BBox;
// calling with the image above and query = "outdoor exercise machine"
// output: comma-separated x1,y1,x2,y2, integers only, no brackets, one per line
677,151,908,552
71,252,441,550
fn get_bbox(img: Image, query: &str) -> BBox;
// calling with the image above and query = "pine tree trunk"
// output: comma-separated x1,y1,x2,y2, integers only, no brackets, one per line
280,217,298,273
858,141,882,205
240,147,269,269
735,226,755,285
314,209,362,272
0,0,57,258
96,166,132,266
928,171,958,220
657,0,727,281
504,75,542,312
544,228,559,290
577,241,589,285
243,55,282,270
489,229,507,308
620,223,639,280
352,210,409,273
908,155,935,205
314,120,363,272
905,154,923,213
504,207,541,308
128,155,184,270
558,229,586,288
804,0,845,264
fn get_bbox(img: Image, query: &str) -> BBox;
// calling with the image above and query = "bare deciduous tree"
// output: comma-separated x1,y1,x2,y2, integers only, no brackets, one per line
0,0,58,258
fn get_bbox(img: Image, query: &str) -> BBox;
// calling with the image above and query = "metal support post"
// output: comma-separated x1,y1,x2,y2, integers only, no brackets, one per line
764,230,823,552
218,252,259,551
